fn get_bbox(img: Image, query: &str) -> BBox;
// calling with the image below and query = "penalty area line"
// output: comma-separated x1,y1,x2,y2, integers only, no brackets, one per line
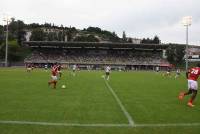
103,79,134,126
0,120,200,128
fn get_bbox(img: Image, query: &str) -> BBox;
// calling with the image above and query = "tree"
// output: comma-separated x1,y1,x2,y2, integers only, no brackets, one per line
0,40,30,62
8,43,22,61
166,44,185,65
127,38,132,43
16,20,26,45
44,22,51,28
58,31,65,41
73,35,99,42
9,18,17,36
153,35,160,44
66,27,78,41
109,32,120,42
122,31,127,42
6,18,26,45
47,32,54,41
87,35,99,42
58,31,62,41
175,45,185,64
141,36,161,44
166,44,175,63
0,25,4,45
86,27,101,33
28,23,40,29
30,28,46,41
141,38,152,44
146,38,151,44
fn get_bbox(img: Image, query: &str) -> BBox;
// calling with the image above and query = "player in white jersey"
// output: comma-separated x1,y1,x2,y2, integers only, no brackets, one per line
72,64,76,76
44,64,48,72
26,64,32,72
156,66,159,73
105,65,111,80
175,68,181,79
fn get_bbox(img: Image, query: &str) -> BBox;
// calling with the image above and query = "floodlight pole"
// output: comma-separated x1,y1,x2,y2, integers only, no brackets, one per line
182,16,192,71
5,20,9,67
185,25,188,71
3,15,10,67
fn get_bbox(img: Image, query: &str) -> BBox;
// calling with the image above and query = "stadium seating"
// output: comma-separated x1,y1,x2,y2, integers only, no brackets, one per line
24,49,169,66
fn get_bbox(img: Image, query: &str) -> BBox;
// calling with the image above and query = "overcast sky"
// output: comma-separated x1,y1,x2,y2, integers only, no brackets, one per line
0,0,200,45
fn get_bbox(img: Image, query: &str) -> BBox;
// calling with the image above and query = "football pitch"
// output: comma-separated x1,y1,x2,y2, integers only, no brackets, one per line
0,68,200,134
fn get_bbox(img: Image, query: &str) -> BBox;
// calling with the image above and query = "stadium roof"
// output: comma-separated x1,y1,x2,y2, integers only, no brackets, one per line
23,41,169,50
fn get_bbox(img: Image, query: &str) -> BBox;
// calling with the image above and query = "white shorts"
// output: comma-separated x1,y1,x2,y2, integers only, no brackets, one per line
27,68,31,71
167,71,170,74
188,80,198,90
51,76,57,81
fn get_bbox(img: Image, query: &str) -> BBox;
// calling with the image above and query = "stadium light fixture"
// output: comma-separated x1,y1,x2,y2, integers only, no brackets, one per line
182,16,192,71
3,15,11,67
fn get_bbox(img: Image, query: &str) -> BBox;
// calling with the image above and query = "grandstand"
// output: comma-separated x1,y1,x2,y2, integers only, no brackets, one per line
24,41,170,70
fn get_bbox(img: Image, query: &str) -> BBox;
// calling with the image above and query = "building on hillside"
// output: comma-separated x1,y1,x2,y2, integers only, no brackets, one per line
188,47,200,55
188,46,200,62
25,30,32,41
40,27,61,33
127,37,141,44
24,28,68,42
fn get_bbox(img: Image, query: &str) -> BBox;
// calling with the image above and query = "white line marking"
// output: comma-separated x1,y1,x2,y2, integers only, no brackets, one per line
134,123,200,127
0,120,200,128
0,120,130,127
104,79,134,126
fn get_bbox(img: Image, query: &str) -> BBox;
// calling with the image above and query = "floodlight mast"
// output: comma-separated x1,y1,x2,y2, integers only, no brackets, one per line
182,16,192,71
3,16,11,67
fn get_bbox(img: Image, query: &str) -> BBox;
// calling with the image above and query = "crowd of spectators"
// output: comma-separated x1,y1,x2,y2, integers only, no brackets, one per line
24,49,169,65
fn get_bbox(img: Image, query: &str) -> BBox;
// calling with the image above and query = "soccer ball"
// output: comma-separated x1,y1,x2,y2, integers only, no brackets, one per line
61,85,66,88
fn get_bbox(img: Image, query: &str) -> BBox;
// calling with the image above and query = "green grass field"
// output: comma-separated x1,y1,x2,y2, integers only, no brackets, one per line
0,68,200,134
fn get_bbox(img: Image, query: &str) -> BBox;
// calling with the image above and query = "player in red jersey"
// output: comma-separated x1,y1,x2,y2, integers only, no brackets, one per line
57,64,62,79
48,63,58,89
178,63,200,107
